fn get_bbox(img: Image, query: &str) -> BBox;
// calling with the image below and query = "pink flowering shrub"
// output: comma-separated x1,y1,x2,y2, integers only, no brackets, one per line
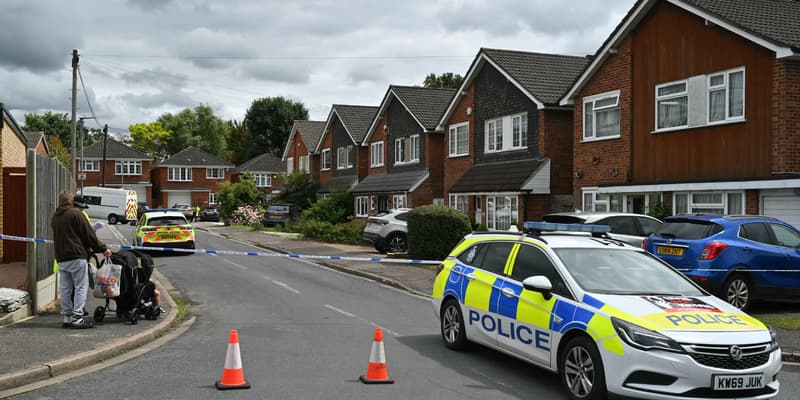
230,205,264,226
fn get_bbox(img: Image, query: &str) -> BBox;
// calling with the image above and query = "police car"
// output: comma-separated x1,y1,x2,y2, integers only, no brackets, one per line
432,222,781,400
133,209,196,251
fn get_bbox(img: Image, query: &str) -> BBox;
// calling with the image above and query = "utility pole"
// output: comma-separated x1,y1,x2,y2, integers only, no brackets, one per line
101,124,108,187
70,49,79,182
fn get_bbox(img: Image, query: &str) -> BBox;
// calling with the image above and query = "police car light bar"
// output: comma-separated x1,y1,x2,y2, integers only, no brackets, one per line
523,222,611,234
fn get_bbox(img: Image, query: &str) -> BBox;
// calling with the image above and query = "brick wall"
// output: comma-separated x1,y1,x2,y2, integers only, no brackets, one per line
152,166,232,207
573,35,633,206
745,190,759,215
2,127,27,167
443,85,476,200
287,132,310,173
524,194,551,222
539,109,574,197
318,127,333,186
367,113,389,175
772,59,800,173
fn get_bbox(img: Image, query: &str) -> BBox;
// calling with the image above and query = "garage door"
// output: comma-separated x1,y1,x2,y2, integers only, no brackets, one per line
168,192,192,207
762,189,800,229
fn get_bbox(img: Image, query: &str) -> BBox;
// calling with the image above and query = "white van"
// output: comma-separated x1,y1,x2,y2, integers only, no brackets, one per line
77,186,138,224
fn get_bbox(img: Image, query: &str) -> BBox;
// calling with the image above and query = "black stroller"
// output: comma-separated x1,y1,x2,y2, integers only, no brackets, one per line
93,249,162,324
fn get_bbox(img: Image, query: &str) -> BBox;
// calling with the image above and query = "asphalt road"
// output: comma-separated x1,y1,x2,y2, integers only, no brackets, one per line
10,227,800,400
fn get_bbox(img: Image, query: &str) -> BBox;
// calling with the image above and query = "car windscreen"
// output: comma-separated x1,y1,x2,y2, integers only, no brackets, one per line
268,205,289,213
147,216,187,226
655,220,723,239
542,215,587,224
554,248,703,296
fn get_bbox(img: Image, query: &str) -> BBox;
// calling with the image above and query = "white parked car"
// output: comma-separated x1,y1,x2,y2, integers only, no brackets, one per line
362,208,410,254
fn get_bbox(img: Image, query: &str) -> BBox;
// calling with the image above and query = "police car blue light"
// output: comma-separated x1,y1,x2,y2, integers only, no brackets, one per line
523,221,611,234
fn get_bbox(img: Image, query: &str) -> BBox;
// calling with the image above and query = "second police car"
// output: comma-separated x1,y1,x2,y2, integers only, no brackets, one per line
133,209,196,251
432,222,781,400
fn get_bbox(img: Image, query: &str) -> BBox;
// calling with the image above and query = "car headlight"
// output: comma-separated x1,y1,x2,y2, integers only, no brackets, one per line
768,326,779,352
611,317,684,353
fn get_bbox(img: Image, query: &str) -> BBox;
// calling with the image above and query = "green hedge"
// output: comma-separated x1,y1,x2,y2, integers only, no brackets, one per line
294,220,365,244
407,205,472,260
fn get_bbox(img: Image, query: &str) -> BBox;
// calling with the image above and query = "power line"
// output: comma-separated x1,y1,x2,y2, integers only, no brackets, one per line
83,53,472,60
77,66,105,130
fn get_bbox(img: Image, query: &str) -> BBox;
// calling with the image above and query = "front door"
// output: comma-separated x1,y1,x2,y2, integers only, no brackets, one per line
627,195,646,214
475,195,483,226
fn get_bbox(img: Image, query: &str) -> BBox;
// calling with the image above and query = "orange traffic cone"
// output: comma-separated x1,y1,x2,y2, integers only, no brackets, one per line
215,329,251,390
359,327,394,384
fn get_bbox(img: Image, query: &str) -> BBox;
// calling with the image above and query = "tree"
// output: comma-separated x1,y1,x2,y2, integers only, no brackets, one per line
156,104,229,159
128,122,171,160
226,119,250,165
46,135,72,169
242,97,308,161
272,172,319,210
23,111,71,146
423,72,464,89
216,172,263,220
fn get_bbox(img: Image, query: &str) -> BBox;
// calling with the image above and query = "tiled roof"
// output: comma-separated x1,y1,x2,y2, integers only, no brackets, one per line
319,175,358,193
333,105,378,144
26,131,45,150
160,147,234,167
235,152,285,173
390,86,456,130
449,158,547,193
482,48,591,105
683,0,800,49
351,169,429,193
77,138,151,160
293,120,326,151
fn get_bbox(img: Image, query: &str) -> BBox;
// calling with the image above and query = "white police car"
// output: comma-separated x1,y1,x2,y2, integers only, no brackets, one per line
432,222,781,400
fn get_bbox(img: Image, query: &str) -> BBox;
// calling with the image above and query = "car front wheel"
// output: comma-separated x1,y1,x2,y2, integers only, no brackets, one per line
722,274,752,310
108,214,119,225
385,232,407,253
440,299,467,350
559,336,607,400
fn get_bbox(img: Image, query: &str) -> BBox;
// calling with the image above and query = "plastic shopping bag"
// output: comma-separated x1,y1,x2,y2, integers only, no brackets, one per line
94,260,122,298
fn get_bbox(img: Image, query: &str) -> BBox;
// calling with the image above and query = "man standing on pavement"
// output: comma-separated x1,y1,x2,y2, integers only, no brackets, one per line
52,191,112,329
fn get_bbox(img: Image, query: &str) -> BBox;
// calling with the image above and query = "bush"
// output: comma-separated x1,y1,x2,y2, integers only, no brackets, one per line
407,205,472,260
294,219,364,244
273,172,320,210
230,205,264,226
648,202,670,221
217,172,263,220
300,189,352,224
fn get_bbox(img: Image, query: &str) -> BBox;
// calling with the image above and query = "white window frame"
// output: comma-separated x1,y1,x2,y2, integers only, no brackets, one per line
449,194,468,215
206,167,225,179
655,80,689,131
583,189,663,213
370,141,384,167
673,191,744,215
115,160,142,176
337,147,346,169
486,195,518,231
448,122,469,157
286,157,294,174
392,194,407,209
298,155,309,173
370,195,376,210
707,68,745,124
82,160,100,172
253,173,272,188
409,135,420,163
355,196,369,217
485,113,527,152
167,167,192,182
321,148,331,171
209,192,217,205
346,145,354,168
583,90,621,141
394,138,406,164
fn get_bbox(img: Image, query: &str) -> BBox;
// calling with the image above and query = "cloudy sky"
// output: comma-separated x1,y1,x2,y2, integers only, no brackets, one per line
1,0,633,139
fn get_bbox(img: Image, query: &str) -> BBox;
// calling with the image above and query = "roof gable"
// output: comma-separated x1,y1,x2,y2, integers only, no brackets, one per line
363,85,456,145
1,104,27,145
282,120,325,161
160,146,234,167
314,104,378,152
438,48,590,128
560,0,800,105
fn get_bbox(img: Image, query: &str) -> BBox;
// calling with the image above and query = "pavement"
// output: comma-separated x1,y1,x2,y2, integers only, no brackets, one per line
0,221,799,395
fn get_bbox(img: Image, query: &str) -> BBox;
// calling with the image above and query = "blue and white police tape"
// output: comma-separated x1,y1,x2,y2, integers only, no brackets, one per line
0,233,442,265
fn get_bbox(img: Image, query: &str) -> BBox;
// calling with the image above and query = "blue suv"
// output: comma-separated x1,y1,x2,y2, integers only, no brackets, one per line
644,214,800,310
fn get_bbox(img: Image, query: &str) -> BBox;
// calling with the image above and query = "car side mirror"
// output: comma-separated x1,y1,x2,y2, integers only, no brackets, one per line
522,276,553,300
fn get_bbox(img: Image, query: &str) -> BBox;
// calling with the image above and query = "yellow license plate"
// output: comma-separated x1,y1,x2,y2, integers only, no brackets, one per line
158,234,179,240
657,246,684,256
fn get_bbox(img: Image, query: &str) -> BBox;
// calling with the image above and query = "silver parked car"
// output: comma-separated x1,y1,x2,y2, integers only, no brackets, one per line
362,208,410,253
542,212,662,247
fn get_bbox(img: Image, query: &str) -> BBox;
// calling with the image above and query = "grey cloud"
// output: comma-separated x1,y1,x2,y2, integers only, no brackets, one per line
347,66,386,85
173,27,256,69
0,3,83,73
119,68,190,89
120,91,195,110
239,61,311,84
127,0,175,11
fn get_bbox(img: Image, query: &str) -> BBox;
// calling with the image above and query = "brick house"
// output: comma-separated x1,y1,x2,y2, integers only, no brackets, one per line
233,152,285,200
313,104,378,194
74,138,154,205
151,147,234,208
282,120,325,181
352,85,455,217
438,48,590,230
560,0,800,227
26,132,50,156
1,104,29,262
